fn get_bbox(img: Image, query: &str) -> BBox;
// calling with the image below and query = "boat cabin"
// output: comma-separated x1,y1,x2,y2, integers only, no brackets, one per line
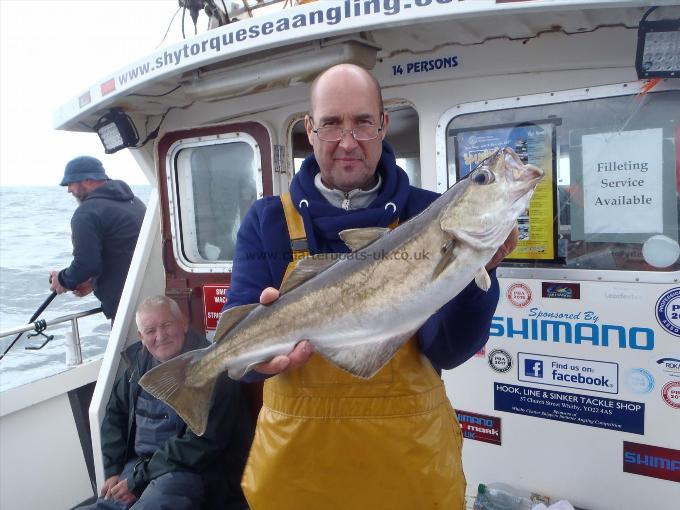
3,1,679,508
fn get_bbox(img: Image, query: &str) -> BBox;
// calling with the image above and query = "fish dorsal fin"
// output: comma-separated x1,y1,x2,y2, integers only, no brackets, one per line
314,330,415,379
213,303,258,343
432,238,456,279
279,255,337,295
338,227,389,252
474,267,492,291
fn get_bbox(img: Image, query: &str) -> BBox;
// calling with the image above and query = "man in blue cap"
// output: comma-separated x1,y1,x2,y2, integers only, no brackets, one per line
49,156,146,320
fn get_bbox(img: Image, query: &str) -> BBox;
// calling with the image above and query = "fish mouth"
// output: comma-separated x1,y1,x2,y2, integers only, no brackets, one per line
512,163,543,183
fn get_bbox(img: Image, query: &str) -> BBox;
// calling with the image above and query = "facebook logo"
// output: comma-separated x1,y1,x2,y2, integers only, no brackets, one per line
524,359,543,378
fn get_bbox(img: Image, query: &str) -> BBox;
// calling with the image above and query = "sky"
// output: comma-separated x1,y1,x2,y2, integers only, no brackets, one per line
0,1,193,186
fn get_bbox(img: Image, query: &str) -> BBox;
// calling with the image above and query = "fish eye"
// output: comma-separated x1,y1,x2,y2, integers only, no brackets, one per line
472,168,495,185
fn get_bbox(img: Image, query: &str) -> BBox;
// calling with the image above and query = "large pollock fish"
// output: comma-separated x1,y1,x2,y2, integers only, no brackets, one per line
140,147,543,435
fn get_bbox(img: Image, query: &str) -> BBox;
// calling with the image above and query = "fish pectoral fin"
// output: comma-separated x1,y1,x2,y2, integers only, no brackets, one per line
474,267,492,291
279,255,337,295
338,227,389,252
432,238,456,279
139,349,215,436
214,303,258,343
227,362,259,381
315,331,414,379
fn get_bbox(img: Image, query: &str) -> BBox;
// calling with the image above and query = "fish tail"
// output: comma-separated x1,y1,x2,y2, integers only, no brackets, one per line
139,349,217,436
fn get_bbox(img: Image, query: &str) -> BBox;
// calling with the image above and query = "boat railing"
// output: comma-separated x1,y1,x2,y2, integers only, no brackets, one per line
0,307,103,366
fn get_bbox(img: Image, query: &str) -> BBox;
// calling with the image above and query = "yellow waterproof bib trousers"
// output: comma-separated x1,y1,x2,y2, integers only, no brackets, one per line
241,193,466,510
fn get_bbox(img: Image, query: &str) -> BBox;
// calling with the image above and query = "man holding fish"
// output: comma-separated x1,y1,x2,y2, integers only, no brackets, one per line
140,64,542,508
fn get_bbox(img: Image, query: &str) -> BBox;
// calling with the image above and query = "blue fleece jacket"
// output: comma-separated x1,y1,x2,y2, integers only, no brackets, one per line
224,143,499,372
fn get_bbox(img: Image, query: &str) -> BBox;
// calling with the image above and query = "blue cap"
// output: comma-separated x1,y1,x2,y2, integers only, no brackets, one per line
60,156,110,186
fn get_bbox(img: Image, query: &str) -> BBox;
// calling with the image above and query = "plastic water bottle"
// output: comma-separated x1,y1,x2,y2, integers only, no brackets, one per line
473,483,534,510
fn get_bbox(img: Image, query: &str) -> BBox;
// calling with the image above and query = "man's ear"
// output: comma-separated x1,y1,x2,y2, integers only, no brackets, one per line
304,114,315,146
380,111,390,140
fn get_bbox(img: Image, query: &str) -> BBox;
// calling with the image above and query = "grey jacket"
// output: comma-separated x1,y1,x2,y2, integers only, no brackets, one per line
100,330,253,508
58,180,145,318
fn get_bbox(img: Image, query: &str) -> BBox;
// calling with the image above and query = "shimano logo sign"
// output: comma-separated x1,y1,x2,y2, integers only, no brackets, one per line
518,353,618,394
490,314,654,350
623,441,680,482
624,453,680,471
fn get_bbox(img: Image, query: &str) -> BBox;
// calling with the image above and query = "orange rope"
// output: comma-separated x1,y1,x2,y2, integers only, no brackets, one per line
637,78,662,98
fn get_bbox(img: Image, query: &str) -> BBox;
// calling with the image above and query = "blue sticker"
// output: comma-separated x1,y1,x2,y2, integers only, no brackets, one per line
624,368,655,394
656,288,680,337
494,383,644,434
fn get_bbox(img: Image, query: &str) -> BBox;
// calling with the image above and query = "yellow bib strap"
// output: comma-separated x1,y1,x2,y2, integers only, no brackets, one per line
280,193,309,283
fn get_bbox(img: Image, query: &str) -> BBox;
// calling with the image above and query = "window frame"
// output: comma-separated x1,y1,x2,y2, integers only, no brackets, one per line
165,131,263,274
435,80,680,284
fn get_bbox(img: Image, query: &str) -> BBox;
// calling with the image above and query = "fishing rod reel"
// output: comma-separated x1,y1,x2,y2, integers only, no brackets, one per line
25,319,54,351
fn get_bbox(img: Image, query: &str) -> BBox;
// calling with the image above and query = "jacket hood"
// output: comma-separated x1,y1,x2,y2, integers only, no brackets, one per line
289,142,411,254
84,180,136,202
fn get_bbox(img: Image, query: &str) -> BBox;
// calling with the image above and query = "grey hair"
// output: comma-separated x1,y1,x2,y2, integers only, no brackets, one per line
135,295,184,329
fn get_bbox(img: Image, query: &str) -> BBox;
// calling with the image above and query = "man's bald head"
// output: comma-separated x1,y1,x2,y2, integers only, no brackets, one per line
309,64,384,118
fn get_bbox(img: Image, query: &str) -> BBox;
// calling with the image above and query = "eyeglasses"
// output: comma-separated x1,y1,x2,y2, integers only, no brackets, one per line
310,115,383,142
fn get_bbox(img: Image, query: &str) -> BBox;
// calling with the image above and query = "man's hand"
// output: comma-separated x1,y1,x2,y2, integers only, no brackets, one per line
73,279,93,297
48,271,68,294
254,287,314,375
485,226,519,271
100,475,119,497
106,477,137,504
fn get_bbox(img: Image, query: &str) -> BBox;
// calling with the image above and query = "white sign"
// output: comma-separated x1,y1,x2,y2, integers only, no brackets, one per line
518,353,619,394
582,128,663,235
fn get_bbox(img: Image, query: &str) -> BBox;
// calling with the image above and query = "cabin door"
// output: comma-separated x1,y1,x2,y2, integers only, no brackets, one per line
157,123,272,336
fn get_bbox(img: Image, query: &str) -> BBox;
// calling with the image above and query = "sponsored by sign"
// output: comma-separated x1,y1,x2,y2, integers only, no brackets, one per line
494,382,644,434
203,284,229,331
455,409,502,445
623,442,680,483
491,307,655,351
517,353,618,394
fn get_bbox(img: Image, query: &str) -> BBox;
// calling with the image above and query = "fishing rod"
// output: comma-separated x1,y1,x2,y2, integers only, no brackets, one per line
0,291,57,360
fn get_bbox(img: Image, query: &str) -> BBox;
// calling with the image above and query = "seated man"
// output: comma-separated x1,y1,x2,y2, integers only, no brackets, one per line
80,295,253,510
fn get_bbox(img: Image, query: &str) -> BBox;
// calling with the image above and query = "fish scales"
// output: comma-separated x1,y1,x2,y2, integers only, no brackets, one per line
140,147,543,435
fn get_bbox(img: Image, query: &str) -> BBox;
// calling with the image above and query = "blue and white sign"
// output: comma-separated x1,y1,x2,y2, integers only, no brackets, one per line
494,383,644,434
517,353,618,394
655,287,680,337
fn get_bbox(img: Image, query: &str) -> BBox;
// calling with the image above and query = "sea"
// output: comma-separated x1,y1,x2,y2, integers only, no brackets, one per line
0,185,151,392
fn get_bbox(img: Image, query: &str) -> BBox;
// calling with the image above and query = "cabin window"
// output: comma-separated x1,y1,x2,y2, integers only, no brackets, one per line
289,104,421,186
441,84,679,278
171,136,261,267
